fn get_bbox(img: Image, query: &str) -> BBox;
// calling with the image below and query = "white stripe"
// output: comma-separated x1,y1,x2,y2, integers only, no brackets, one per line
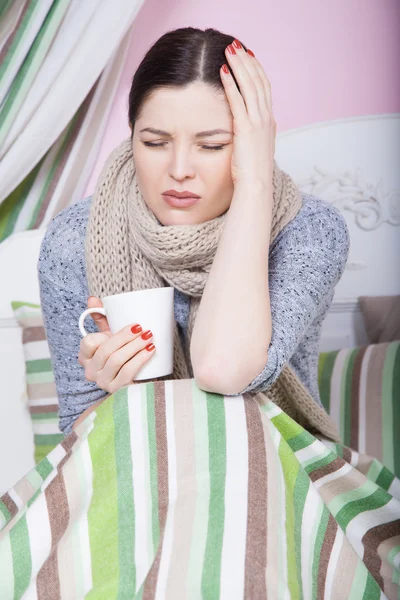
25,487,53,581
128,385,152,586
345,497,400,558
32,421,61,435
313,462,353,490
323,527,344,600
392,548,400,570
29,396,59,407
23,340,50,361
220,396,248,599
7,488,24,510
19,579,38,600
295,438,330,466
270,420,290,599
330,350,349,432
155,380,177,599
301,482,323,598
262,400,282,419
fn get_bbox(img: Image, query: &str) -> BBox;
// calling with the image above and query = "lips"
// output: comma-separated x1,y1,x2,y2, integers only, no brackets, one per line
162,194,200,208
162,189,200,199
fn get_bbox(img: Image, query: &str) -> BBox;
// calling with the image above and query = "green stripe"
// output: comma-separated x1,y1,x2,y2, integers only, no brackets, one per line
34,433,64,446
146,383,160,552
318,350,339,413
286,428,315,452
375,465,395,491
87,394,119,597
281,436,302,599
270,411,304,440
0,0,70,140
26,358,52,373
113,388,136,599
343,349,358,445
382,342,400,476
362,571,382,599
11,300,40,310
10,514,31,598
35,456,53,480
201,392,226,599
0,0,37,82
0,0,15,22
31,412,58,421
334,487,391,530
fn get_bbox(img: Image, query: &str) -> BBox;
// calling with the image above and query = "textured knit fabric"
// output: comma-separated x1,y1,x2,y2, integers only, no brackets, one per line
38,192,350,435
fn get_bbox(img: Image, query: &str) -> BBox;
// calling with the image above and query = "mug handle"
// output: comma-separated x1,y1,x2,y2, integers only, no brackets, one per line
79,307,106,337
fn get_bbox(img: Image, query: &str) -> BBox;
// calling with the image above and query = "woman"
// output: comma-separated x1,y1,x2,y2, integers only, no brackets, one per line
6,26,398,599
38,27,349,437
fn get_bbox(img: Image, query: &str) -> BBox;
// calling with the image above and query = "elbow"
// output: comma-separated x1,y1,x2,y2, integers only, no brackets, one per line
193,349,269,396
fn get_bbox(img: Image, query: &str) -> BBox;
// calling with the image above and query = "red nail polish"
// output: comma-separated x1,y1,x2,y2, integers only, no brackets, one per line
146,343,155,352
247,49,255,57
141,330,153,340
131,324,142,334
222,64,229,74
227,44,236,55
232,39,242,49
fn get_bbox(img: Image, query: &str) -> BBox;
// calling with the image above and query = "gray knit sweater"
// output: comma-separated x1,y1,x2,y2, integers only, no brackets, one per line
38,193,350,435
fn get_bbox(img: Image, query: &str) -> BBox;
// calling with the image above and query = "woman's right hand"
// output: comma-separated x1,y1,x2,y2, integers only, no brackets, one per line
78,296,156,394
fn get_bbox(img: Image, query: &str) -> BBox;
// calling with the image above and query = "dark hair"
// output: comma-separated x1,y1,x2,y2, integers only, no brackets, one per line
128,27,247,138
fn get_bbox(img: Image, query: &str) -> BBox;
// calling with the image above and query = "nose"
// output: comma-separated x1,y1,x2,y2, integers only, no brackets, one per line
168,145,196,181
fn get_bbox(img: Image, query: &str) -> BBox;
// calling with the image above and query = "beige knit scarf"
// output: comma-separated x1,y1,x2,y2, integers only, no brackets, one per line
85,137,340,443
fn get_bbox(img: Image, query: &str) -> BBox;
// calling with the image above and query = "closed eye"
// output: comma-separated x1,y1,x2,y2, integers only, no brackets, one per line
142,141,227,151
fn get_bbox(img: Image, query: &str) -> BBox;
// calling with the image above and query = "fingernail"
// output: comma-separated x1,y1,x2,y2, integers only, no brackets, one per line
145,343,155,352
141,330,153,340
232,39,242,49
222,64,229,74
247,49,255,57
227,44,236,55
131,324,142,334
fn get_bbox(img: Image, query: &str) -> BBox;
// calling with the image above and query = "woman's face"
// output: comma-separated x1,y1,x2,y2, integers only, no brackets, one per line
131,81,234,226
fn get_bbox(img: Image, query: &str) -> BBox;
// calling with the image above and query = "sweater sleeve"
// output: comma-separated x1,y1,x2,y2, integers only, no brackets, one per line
37,201,108,435
231,197,350,396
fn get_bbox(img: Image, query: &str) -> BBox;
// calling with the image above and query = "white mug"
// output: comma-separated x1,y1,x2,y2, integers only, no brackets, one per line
78,287,175,381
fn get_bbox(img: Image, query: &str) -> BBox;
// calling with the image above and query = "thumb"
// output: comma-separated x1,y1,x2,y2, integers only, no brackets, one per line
87,296,110,334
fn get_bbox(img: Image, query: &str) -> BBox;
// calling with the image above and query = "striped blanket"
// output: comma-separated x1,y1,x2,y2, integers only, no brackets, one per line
1,379,399,599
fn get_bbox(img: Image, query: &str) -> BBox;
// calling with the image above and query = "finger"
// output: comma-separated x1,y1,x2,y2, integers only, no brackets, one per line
224,42,260,121
220,62,248,127
245,49,273,116
231,40,266,115
80,331,112,363
91,323,146,372
88,296,110,333
100,332,154,385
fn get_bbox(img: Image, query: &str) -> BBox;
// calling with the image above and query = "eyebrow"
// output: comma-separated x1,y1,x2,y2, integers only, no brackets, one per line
139,127,232,138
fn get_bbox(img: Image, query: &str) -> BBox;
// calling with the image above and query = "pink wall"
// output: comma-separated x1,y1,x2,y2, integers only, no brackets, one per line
84,0,400,197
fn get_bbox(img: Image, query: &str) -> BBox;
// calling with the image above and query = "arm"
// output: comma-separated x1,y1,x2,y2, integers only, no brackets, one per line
38,205,109,435
190,180,273,394
200,197,350,397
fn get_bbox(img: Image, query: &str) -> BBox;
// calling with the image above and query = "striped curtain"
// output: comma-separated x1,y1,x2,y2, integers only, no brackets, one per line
0,0,144,242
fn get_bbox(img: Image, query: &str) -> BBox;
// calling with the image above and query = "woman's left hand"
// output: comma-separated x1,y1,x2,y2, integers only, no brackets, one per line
220,40,276,189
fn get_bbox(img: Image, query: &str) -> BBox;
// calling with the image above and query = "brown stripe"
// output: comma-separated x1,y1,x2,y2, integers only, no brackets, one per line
350,347,367,449
362,519,400,590
243,396,268,599
309,455,344,482
342,445,353,464
142,381,169,600
1,492,18,519
36,432,78,598
0,0,30,66
23,325,46,343
29,404,58,414
317,513,338,599
34,83,99,228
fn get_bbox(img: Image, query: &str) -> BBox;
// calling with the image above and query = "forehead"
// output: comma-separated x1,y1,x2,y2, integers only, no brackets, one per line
138,82,231,125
